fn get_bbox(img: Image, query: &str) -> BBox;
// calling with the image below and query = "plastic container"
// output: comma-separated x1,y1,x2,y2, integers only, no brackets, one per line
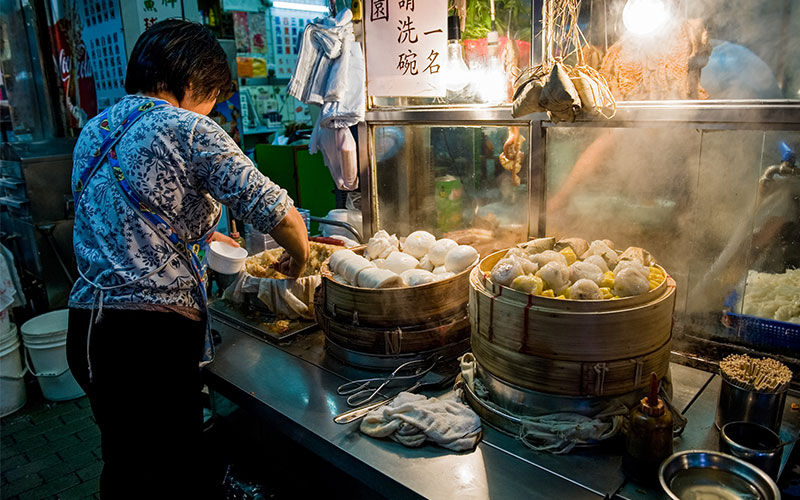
208,241,248,275
244,224,280,255
20,310,84,401
319,209,350,238
0,324,27,417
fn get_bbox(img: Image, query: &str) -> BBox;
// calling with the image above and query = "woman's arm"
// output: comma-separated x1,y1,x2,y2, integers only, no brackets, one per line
269,208,310,278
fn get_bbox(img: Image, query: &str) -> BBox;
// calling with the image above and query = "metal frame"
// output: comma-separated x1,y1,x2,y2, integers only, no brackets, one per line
360,101,800,237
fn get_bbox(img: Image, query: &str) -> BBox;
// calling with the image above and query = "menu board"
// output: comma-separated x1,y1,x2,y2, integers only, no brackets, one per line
364,0,447,97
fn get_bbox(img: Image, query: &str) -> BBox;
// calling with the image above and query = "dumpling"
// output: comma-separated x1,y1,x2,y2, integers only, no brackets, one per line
535,261,570,294
400,269,437,286
418,255,435,272
366,230,399,259
512,255,538,275
357,268,404,288
445,245,479,273
569,261,604,285
613,260,650,281
427,238,458,266
530,250,568,269
581,240,619,268
568,279,603,300
432,265,447,274
517,237,556,254
372,258,386,269
555,237,589,257
403,231,437,259
382,251,420,274
583,254,609,273
434,271,455,281
618,246,655,266
613,267,650,297
491,257,524,287
511,275,544,295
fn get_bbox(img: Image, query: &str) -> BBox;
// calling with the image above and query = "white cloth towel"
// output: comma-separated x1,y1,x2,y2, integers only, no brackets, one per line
360,391,482,452
224,272,321,319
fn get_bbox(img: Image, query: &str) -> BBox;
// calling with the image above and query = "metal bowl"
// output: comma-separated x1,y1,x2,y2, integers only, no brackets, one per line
659,450,781,500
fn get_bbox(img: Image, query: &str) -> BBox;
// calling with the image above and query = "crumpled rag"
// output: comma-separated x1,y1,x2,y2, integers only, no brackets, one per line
360,391,482,452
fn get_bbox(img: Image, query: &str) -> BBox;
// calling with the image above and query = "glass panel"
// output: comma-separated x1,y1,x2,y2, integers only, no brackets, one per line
372,124,530,254
544,126,800,354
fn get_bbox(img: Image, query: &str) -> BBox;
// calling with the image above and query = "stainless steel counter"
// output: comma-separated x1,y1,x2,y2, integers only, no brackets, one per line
204,317,800,500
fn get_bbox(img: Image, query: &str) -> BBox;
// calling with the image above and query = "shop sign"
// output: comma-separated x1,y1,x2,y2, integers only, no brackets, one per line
364,0,447,97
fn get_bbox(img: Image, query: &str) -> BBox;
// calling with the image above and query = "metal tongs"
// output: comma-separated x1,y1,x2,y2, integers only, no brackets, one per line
336,355,440,407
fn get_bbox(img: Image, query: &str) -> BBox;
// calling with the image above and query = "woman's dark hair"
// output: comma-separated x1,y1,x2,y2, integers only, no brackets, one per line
125,19,232,103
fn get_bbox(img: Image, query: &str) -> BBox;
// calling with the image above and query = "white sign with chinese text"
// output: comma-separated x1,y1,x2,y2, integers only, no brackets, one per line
364,0,447,97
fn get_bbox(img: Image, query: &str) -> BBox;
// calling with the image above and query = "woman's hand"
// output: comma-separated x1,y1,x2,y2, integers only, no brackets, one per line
273,252,305,278
210,231,240,247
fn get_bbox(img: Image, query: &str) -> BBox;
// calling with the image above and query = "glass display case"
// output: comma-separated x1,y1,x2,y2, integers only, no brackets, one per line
358,0,800,380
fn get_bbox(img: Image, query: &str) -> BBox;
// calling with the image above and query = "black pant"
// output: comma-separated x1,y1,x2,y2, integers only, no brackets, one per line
67,307,211,499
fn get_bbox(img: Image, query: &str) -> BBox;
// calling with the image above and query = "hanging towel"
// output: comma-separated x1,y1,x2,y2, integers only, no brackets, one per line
360,391,483,452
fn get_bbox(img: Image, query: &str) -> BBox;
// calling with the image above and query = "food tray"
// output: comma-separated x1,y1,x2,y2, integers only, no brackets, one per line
722,311,800,351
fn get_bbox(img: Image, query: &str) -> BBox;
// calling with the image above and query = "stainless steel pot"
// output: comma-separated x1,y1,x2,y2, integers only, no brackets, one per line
659,450,781,500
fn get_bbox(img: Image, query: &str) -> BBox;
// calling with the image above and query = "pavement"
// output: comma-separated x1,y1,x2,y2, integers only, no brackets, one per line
1,380,101,500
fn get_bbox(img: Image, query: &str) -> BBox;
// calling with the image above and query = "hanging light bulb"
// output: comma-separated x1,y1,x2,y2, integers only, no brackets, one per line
622,0,671,36
445,15,470,92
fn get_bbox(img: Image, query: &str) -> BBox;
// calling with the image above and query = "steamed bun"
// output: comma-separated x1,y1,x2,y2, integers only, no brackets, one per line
444,245,479,273
403,231,436,259
400,269,437,287
382,251,420,274
428,238,458,266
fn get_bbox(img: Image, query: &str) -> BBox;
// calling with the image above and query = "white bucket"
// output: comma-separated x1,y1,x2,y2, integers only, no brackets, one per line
20,310,84,401
0,324,27,417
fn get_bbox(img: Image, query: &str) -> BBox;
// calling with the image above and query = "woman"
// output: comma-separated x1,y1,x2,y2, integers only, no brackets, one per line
66,20,309,498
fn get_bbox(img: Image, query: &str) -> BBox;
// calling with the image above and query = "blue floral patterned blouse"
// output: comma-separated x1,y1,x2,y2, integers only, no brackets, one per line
69,95,292,319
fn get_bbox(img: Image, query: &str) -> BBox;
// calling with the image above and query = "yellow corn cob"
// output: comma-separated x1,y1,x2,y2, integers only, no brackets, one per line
599,287,613,299
559,247,577,266
556,294,567,300
563,287,571,299
648,266,665,290
540,289,555,298
511,275,544,295
600,271,615,289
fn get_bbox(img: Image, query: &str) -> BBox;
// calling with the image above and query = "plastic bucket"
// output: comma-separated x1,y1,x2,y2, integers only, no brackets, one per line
0,324,27,417
20,310,84,401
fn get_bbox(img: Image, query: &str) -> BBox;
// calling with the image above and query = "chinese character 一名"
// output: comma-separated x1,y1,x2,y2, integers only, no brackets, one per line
371,0,389,21
423,49,440,74
397,49,418,75
397,16,418,44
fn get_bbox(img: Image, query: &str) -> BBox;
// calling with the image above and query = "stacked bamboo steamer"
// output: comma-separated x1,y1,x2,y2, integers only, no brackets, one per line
317,247,474,362
469,248,676,397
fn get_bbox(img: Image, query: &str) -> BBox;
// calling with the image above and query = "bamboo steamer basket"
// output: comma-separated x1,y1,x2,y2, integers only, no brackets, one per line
469,249,677,397
319,247,474,327
318,247,476,356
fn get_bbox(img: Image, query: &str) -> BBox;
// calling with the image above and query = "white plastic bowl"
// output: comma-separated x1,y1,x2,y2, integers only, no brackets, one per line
208,241,248,274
